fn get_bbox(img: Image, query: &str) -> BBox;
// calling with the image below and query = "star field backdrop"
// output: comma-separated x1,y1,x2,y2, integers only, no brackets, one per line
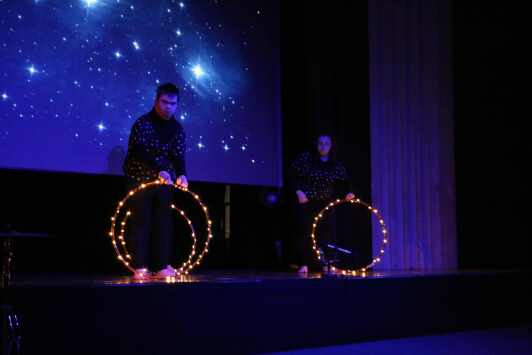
0,0,281,186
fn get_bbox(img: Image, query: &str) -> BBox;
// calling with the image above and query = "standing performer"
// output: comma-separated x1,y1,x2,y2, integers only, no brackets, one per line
290,134,355,274
123,83,188,279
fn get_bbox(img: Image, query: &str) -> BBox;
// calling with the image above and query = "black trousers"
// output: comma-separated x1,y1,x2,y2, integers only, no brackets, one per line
127,182,174,270
293,200,337,267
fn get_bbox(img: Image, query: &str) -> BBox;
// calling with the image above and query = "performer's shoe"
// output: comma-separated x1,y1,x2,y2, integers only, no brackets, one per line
288,264,299,271
322,266,341,275
154,265,178,278
132,268,150,280
297,265,308,274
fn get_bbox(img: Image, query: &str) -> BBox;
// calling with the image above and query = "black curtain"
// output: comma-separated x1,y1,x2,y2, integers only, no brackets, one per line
281,0,371,267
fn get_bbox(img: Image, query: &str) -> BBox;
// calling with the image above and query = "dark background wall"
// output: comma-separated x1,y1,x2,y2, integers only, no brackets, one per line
453,2,529,269
1,0,371,274
1,1,528,274
280,0,372,268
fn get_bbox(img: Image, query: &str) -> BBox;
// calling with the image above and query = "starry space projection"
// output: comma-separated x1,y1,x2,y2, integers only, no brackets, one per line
0,0,281,186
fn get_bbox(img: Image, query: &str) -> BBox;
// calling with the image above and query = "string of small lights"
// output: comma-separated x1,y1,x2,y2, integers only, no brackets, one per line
169,204,197,274
310,197,388,277
108,179,213,276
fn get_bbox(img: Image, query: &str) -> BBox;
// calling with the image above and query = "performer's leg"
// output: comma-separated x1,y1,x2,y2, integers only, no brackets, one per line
293,203,307,267
318,208,337,264
151,184,174,271
294,202,319,269
128,185,153,270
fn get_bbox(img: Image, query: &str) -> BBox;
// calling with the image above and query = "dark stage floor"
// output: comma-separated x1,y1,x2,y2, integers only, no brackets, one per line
6,269,531,355
11,269,518,287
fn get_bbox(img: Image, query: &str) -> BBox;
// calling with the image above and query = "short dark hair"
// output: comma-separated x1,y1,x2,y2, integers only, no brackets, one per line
156,82,179,100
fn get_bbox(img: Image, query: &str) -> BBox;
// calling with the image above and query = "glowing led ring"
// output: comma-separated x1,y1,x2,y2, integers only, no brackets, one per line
310,197,389,276
108,179,214,276
113,204,197,274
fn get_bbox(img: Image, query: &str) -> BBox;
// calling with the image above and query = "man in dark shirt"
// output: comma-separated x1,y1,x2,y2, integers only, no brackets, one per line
123,83,188,279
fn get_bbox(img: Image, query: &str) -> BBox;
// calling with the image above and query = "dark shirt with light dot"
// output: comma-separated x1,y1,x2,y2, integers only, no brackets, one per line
123,109,186,183
291,151,351,201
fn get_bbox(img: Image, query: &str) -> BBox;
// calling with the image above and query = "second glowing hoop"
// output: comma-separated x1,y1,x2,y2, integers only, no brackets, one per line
310,197,389,276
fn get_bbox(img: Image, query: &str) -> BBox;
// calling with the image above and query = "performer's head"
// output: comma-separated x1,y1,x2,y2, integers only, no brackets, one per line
154,82,179,119
316,133,333,158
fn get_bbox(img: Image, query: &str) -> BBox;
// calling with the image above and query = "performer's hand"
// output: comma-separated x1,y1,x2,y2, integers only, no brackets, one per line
296,190,308,204
158,171,174,185
176,175,189,189
345,193,355,201
345,192,355,201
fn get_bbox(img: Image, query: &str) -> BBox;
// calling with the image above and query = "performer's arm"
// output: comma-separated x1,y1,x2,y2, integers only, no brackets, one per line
291,152,310,203
172,127,188,188
336,164,355,200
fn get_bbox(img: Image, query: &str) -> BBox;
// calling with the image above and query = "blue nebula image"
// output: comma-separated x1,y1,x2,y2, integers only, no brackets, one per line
0,0,281,186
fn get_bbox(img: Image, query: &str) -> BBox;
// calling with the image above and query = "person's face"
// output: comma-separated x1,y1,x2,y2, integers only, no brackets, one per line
317,135,332,157
155,94,178,119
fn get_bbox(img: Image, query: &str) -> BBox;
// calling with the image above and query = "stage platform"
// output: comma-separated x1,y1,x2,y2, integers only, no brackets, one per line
8,270,531,354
